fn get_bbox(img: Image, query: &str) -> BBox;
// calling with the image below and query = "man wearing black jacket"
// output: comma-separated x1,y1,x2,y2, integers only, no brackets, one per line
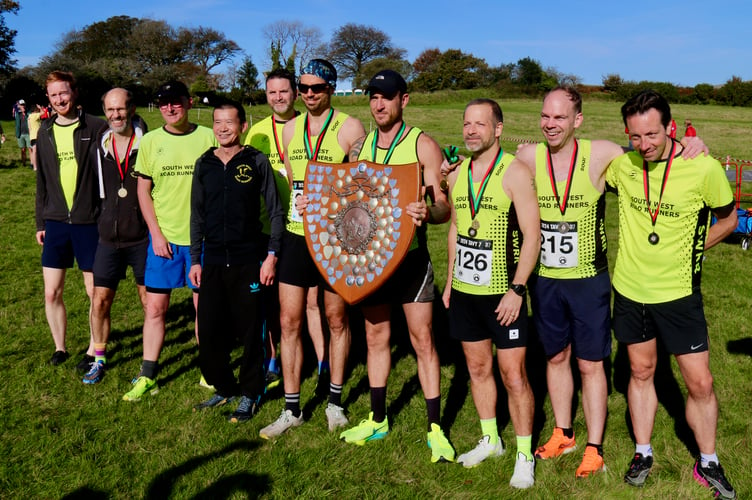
189,101,284,423
82,88,148,384
35,70,106,367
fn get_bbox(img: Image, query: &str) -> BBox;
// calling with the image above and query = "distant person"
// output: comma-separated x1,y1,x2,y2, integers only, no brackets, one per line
35,71,106,367
668,118,677,139
684,119,697,137
608,90,737,499
243,68,327,391
15,99,30,165
82,88,149,385
190,100,283,423
27,103,46,171
124,80,217,401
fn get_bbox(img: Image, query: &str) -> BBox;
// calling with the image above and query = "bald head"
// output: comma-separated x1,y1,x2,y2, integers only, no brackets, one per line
103,88,135,135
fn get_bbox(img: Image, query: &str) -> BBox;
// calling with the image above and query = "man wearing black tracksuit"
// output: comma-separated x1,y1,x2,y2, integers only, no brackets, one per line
189,101,284,423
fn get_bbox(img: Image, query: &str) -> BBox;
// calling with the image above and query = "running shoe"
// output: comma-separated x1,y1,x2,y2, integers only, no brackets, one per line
199,375,215,391
49,350,69,366
228,395,260,423
624,453,653,487
693,459,737,499
427,424,455,463
457,435,505,467
193,393,235,412
339,412,389,445
535,427,576,459
122,376,159,402
575,445,606,478
82,361,105,385
76,354,95,372
259,409,304,439
265,370,282,390
509,452,535,489
325,403,348,431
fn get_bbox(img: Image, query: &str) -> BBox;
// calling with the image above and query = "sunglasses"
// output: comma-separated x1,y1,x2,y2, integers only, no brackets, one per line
297,83,329,94
158,99,184,109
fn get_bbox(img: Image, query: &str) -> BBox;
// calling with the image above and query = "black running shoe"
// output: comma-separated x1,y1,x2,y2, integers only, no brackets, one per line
624,453,653,487
228,395,260,423
50,350,69,366
76,354,95,372
694,460,737,499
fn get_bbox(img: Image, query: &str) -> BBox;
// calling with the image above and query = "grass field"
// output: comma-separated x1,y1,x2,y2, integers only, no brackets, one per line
1,94,751,499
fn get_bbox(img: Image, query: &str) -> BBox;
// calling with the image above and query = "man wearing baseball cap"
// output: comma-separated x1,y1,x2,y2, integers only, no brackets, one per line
337,69,455,463
259,59,366,439
123,80,217,401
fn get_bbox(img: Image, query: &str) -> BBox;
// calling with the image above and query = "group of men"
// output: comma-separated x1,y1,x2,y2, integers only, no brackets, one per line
33,62,736,498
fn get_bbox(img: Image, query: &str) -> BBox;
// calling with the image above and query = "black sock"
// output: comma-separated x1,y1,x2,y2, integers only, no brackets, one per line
328,382,343,407
425,396,441,430
370,386,387,423
141,360,158,380
285,392,301,417
561,427,574,439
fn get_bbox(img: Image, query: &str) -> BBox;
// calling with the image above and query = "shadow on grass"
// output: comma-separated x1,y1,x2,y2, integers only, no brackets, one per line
144,440,270,499
613,341,699,457
727,337,752,356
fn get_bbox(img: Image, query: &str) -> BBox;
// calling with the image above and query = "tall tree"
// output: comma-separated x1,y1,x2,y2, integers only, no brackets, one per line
411,48,487,91
181,27,241,78
237,56,260,97
263,20,322,74
327,23,405,84
0,0,19,76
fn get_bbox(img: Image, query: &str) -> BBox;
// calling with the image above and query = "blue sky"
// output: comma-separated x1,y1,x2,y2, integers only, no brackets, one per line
6,0,751,87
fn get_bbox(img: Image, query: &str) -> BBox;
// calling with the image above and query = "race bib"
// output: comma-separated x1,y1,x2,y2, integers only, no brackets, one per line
454,235,492,286
290,180,304,223
540,220,578,268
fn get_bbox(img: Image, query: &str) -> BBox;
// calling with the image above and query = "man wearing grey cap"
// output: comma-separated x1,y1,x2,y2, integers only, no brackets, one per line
123,80,217,401
259,59,366,439
337,70,455,464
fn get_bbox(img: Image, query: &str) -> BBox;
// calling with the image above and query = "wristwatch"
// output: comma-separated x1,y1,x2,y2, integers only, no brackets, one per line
509,283,526,297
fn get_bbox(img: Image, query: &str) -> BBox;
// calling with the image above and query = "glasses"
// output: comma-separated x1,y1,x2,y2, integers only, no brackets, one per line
158,99,184,109
297,83,329,94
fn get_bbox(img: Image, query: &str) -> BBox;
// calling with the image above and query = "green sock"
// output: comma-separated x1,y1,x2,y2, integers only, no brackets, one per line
516,435,533,461
480,418,498,444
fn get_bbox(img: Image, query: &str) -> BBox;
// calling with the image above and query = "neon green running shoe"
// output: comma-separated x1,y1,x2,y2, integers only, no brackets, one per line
122,376,159,402
339,412,389,445
427,423,456,463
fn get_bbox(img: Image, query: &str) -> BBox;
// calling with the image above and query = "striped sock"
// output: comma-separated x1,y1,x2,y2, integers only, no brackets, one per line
285,392,301,417
94,343,106,364
329,382,343,407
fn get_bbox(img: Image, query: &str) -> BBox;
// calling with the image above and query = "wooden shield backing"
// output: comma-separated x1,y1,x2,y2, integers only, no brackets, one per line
303,160,420,304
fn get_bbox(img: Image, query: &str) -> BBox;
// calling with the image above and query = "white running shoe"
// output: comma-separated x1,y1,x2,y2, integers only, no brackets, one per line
259,409,304,439
325,403,349,431
509,452,535,489
457,435,505,467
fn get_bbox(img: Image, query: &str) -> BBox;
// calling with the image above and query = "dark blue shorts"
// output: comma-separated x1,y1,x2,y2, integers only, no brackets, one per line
612,289,708,355
448,289,528,349
530,273,612,361
93,240,148,289
41,221,98,271
144,236,195,292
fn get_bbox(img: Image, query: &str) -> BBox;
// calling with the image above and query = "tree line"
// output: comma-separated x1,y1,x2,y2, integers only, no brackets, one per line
1,12,751,115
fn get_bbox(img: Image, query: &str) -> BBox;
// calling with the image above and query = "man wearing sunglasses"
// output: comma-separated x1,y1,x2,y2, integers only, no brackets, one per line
124,81,217,401
260,59,366,439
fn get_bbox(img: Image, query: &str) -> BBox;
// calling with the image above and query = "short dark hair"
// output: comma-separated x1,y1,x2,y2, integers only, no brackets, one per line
621,90,672,128
545,86,582,114
465,98,503,124
213,99,246,124
266,68,297,93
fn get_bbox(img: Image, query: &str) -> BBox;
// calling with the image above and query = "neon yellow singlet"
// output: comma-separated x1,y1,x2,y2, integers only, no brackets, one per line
134,125,217,245
53,122,77,210
534,140,607,279
451,153,518,296
286,110,349,236
358,126,422,251
607,149,734,303
245,115,293,234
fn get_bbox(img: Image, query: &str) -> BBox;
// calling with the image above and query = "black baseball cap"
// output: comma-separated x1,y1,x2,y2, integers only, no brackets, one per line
155,80,190,101
366,70,407,98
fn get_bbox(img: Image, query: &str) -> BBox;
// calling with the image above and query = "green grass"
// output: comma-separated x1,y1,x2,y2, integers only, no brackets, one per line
1,96,752,499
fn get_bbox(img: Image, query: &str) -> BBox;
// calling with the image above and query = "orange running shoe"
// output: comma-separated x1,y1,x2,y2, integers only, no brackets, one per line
535,427,576,459
575,445,606,478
